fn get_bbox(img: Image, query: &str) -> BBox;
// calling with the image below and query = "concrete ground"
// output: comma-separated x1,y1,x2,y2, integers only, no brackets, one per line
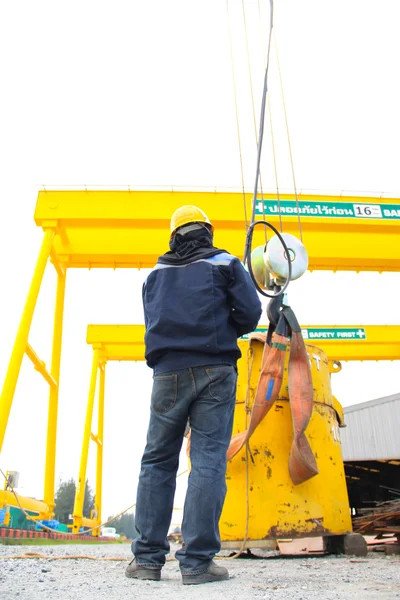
0,542,399,600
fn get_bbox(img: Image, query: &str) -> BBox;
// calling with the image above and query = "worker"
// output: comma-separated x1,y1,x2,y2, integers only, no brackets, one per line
126,205,262,585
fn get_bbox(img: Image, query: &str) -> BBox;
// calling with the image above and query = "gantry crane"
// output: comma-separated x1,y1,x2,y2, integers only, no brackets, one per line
0,190,400,534
70,323,400,536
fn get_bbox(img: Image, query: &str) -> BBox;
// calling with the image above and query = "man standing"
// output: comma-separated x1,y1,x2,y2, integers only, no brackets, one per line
126,205,262,585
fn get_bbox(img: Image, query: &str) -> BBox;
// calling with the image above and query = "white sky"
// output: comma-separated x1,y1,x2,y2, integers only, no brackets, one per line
0,0,399,523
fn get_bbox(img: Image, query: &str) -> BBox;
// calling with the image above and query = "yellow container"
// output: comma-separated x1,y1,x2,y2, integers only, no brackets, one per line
220,339,352,546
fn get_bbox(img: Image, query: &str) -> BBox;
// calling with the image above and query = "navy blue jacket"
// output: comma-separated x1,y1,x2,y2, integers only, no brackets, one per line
142,251,262,374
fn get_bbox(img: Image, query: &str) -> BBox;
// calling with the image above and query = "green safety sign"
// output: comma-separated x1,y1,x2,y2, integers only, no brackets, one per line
301,327,367,340
254,199,400,220
241,327,367,340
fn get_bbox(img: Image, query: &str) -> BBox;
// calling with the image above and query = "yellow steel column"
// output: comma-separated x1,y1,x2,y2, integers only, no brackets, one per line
72,347,100,533
93,362,105,537
0,228,55,454
44,269,67,513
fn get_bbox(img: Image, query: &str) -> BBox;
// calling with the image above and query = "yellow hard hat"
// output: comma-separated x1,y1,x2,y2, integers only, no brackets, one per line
170,205,213,235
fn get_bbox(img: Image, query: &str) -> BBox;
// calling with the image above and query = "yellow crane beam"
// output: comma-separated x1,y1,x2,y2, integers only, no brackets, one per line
35,190,400,271
86,324,400,363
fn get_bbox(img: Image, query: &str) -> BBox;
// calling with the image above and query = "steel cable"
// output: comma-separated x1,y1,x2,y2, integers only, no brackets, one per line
226,0,249,230
273,30,303,241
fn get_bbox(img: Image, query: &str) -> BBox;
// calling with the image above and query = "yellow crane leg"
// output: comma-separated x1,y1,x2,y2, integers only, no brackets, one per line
0,228,55,454
92,364,105,537
72,348,100,533
43,270,67,514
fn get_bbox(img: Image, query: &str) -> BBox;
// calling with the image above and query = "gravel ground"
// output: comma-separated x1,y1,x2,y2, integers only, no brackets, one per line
0,542,399,600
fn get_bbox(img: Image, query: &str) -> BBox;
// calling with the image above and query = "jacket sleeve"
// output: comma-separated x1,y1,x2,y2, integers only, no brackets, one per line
227,258,262,337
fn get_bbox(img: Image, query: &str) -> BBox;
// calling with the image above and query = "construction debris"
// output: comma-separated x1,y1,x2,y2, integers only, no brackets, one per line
352,499,400,537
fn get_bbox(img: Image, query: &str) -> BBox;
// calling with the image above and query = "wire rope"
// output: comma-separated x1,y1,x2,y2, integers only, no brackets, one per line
248,0,274,230
273,30,303,241
240,0,293,299
257,0,282,233
241,0,265,202
226,0,249,230
268,96,283,232
219,346,254,561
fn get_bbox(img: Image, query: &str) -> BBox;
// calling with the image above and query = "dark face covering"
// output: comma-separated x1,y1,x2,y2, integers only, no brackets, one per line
159,225,227,265
169,226,213,257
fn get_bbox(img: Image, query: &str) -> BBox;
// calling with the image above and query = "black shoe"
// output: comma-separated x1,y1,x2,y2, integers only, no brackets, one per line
182,561,229,585
125,559,162,581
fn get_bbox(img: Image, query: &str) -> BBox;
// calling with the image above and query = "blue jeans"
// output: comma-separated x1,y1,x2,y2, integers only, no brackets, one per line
132,365,237,573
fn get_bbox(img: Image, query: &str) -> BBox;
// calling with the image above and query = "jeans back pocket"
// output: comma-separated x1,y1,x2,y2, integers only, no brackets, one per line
205,366,237,402
151,374,178,414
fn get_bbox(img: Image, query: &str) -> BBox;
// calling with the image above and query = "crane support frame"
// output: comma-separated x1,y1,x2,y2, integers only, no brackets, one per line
78,322,400,528
86,324,400,363
34,190,400,272
1,189,400,526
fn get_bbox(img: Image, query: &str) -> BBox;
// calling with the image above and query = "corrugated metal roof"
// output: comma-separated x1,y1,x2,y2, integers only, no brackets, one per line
340,393,400,461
